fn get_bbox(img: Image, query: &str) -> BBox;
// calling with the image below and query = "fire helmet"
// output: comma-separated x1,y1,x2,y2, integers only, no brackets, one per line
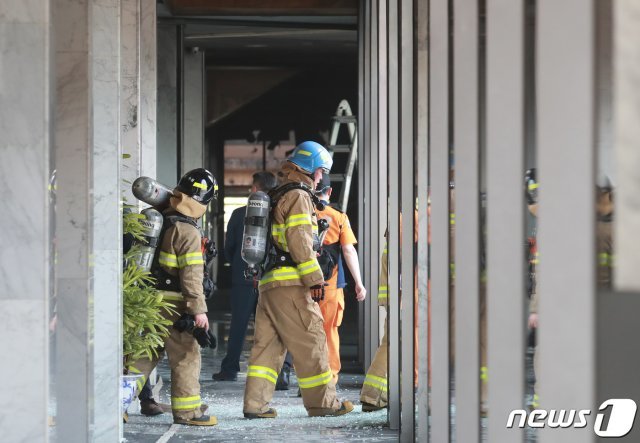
288,141,333,174
176,168,218,205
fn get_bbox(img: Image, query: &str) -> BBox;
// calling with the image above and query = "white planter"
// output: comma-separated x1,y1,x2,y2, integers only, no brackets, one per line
121,374,143,412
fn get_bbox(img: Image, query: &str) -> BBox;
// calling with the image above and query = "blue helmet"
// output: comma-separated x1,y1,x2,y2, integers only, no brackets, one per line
288,141,333,174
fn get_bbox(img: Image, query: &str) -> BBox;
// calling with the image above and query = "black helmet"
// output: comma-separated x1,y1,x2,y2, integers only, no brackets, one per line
176,168,218,205
525,168,538,205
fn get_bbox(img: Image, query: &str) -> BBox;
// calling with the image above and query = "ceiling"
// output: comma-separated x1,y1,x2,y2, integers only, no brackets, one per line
158,1,358,67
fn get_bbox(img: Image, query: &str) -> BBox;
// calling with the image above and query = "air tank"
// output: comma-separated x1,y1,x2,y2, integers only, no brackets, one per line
132,176,174,208
241,191,271,278
131,208,164,272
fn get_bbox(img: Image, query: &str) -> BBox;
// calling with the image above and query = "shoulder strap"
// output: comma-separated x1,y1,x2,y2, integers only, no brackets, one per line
164,214,198,229
268,183,325,211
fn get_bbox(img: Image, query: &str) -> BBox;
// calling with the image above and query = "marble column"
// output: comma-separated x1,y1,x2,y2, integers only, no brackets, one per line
182,50,205,174
121,0,157,204
91,1,122,441
0,1,51,441
614,0,640,291
54,0,121,441
157,25,178,186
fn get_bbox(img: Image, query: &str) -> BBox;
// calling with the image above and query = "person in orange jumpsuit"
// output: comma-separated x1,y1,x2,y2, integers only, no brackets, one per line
315,174,367,384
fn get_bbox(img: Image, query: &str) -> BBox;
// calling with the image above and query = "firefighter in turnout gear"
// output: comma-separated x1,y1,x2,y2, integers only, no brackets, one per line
128,168,219,427
315,173,367,385
360,237,390,411
360,213,419,412
243,141,354,419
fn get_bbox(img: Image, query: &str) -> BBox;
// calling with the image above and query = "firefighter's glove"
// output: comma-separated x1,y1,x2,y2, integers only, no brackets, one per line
193,327,217,349
173,314,217,349
173,314,196,333
310,283,327,302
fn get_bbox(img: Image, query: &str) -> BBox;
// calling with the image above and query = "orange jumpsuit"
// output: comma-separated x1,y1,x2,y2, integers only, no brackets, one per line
316,204,357,384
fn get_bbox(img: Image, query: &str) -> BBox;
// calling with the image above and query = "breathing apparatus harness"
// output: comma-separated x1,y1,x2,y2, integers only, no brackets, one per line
151,213,217,299
261,182,327,274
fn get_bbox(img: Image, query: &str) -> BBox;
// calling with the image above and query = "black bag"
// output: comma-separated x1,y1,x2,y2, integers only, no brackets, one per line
317,243,341,281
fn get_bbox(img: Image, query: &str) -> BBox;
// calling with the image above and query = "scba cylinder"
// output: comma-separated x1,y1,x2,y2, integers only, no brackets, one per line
132,208,164,272
241,191,271,276
132,176,174,208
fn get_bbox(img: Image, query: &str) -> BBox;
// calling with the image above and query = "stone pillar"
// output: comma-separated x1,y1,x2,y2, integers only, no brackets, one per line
54,0,121,440
92,1,123,441
121,0,157,203
614,0,640,291
182,50,205,174
157,25,178,186
0,1,51,441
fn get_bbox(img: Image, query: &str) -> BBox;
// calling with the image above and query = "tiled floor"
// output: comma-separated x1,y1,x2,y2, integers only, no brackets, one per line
122,309,539,442
123,311,397,442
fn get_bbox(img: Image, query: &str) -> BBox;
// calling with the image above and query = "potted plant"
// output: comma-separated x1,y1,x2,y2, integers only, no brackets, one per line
122,209,177,412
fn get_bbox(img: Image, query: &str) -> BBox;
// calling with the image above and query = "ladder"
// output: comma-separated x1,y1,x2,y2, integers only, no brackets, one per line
327,100,358,212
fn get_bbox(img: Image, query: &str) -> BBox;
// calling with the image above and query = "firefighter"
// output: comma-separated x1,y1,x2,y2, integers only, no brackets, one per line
360,213,419,412
243,141,354,419
315,173,367,384
360,237,390,411
127,168,218,426
596,179,614,288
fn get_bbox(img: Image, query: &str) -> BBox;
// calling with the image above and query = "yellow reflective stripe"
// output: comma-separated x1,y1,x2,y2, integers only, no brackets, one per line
192,182,207,190
297,259,321,276
259,267,300,286
450,213,456,225
383,248,388,254
127,366,147,392
298,370,332,389
159,251,179,268
247,365,278,384
171,395,202,410
285,213,312,228
378,285,388,300
481,366,488,383
531,251,540,265
158,290,183,301
599,252,613,266
528,182,539,191
298,149,312,156
271,224,289,251
363,374,388,392
177,252,205,267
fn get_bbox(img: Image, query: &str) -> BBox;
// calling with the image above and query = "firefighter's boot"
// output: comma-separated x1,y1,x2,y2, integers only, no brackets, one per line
244,408,278,419
140,399,164,416
174,414,218,426
307,400,354,417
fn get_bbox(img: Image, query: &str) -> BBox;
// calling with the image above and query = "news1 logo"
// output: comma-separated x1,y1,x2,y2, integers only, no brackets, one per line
506,399,637,437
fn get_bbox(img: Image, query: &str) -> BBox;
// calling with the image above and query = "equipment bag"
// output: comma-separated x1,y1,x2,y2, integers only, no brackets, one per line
317,242,341,281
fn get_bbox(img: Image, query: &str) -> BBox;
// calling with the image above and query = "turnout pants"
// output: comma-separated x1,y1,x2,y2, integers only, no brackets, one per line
318,287,345,384
360,318,389,407
243,285,341,415
128,291,203,420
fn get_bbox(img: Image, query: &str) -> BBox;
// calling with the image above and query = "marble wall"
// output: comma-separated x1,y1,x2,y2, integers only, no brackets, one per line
0,2,51,441
121,0,157,204
157,25,178,186
54,0,122,440
614,0,640,291
183,50,205,174
92,0,122,441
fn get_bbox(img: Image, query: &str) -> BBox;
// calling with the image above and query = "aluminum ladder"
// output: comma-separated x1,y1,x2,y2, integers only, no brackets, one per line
327,100,358,212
